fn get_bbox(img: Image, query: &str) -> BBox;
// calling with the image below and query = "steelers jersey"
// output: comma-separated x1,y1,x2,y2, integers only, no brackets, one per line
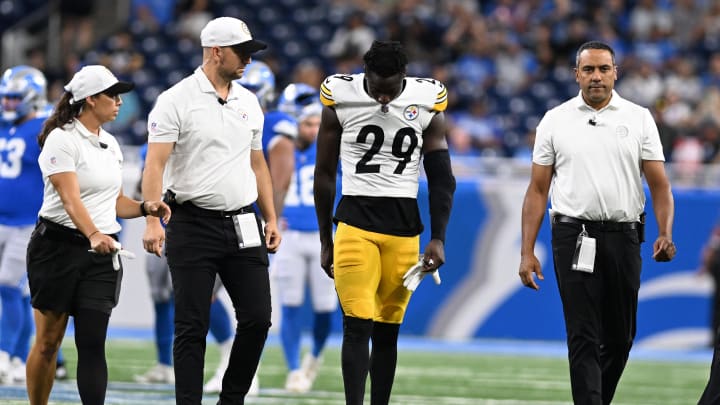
320,73,447,199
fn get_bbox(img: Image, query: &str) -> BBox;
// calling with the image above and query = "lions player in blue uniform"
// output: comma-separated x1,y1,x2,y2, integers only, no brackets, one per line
272,86,337,393
238,61,297,217
0,65,48,384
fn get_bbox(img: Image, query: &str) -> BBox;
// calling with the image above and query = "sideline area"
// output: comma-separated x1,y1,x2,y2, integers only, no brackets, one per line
0,332,712,404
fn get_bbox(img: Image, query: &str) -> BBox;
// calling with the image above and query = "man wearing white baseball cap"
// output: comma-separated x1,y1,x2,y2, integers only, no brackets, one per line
142,16,279,405
201,16,267,57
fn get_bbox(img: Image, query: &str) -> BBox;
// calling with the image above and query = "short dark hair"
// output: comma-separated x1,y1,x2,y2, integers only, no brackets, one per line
363,40,408,78
575,41,616,67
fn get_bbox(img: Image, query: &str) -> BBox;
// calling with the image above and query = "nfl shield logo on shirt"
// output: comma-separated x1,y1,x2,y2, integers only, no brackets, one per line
404,105,419,121
616,125,629,138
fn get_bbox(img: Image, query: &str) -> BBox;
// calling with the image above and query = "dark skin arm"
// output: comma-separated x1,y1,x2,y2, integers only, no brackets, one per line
314,106,342,278
420,112,450,272
518,163,553,290
643,160,676,262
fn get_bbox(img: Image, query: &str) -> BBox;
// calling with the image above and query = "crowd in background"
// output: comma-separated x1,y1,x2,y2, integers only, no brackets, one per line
3,0,720,169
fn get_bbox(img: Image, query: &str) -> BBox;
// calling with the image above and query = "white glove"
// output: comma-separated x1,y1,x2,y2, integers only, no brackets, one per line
111,241,136,271
89,241,136,271
402,259,442,292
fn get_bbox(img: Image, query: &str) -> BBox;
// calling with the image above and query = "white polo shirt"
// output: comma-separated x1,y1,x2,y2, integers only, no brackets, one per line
37,119,123,234
532,90,664,222
147,67,264,210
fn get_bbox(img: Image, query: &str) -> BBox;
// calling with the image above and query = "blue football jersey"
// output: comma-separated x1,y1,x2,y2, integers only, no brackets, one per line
139,142,148,165
262,110,297,157
0,116,45,225
282,142,318,231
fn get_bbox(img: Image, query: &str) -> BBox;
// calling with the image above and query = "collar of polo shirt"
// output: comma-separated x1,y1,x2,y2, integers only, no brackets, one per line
574,89,623,113
70,118,111,149
195,67,241,103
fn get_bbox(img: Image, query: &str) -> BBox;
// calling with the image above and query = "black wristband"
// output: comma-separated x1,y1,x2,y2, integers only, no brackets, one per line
139,201,148,217
423,150,455,243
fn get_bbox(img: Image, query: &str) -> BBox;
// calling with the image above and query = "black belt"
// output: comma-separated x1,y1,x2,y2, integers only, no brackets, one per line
36,217,118,245
176,201,254,218
553,214,638,231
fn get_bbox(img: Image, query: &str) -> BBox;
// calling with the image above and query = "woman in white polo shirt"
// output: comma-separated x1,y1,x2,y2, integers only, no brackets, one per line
25,65,171,405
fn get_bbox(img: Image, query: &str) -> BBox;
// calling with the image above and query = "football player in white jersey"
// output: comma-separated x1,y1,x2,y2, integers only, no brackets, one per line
314,40,455,405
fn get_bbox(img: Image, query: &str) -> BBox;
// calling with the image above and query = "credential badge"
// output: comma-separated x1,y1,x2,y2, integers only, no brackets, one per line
404,105,419,121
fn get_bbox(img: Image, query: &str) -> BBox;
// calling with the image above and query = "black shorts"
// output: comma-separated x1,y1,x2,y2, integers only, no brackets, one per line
26,219,123,315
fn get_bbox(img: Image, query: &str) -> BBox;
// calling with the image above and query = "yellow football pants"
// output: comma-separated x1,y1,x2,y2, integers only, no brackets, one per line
333,222,419,324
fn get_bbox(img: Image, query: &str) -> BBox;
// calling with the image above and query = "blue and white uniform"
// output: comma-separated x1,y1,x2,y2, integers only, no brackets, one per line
0,117,43,380
0,64,48,380
270,91,336,384
262,109,297,157
273,141,337,312
0,116,44,294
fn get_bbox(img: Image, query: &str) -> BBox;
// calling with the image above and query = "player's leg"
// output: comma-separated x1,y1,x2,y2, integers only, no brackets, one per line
0,284,24,383
135,254,175,383
55,346,68,380
273,230,311,391
334,223,383,405
370,233,418,405
10,294,33,383
304,230,338,388
0,225,34,383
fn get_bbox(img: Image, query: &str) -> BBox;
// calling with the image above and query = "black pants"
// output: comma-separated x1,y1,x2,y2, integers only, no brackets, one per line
699,330,720,405
165,205,271,405
711,265,720,347
551,220,641,405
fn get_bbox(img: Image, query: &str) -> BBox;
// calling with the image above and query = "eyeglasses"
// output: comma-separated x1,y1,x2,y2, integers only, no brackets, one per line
101,93,122,103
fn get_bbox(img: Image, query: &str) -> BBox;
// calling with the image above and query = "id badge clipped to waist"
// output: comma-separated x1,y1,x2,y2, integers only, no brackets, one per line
571,224,596,273
232,213,262,249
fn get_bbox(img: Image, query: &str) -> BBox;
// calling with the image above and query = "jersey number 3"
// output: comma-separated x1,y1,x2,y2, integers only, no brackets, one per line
0,138,26,179
355,125,418,175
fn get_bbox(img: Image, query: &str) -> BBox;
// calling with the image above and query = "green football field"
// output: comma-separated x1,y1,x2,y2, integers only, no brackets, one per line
0,338,713,404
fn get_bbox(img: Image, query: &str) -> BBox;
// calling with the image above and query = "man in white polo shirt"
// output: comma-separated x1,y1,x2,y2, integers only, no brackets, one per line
141,17,281,404
519,41,676,404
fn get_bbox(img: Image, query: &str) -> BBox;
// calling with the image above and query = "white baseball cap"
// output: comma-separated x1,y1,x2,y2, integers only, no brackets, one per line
200,17,267,54
64,65,134,104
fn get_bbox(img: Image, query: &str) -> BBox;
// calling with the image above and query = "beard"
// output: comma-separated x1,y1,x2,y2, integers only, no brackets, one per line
219,66,242,82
